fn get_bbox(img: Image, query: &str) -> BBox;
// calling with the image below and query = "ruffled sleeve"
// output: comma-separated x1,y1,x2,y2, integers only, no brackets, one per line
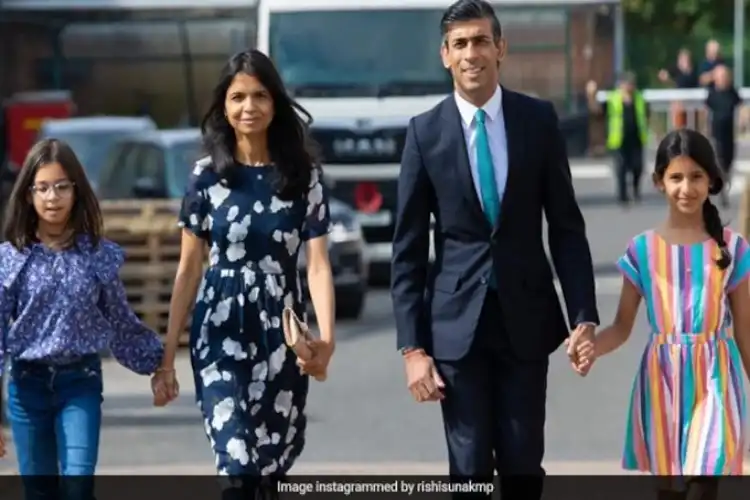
301,167,332,241
93,239,164,375
178,158,212,241
0,242,22,377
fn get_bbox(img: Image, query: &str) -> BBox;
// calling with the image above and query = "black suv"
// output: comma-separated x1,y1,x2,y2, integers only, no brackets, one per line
98,129,369,319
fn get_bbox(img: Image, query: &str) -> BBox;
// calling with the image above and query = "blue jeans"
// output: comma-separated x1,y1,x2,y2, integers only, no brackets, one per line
6,354,103,500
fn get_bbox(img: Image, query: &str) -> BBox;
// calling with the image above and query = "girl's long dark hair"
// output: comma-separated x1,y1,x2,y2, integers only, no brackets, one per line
2,138,103,250
201,49,319,200
653,128,730,269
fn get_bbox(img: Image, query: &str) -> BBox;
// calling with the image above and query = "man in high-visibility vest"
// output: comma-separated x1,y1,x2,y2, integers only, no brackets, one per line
706,64,743,208
586,72,649,206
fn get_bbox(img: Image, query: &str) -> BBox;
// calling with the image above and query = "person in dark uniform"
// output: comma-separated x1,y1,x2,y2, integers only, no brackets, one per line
658,48,699,128
698,39,726,89
705,64,742,207
660,49,699,89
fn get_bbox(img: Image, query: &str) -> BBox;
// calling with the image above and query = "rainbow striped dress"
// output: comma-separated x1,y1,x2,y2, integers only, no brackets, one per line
616,228,750,476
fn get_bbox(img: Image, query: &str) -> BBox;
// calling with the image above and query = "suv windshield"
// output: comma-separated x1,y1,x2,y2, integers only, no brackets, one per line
268,9,452,97
39,131,127,185
168,141,204,196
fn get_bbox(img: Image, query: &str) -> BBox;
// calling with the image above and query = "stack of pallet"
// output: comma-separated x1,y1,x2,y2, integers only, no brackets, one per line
101,199,190,346
742,182,750,240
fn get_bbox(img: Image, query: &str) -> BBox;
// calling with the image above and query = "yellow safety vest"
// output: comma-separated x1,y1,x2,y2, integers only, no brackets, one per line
606,90,649,150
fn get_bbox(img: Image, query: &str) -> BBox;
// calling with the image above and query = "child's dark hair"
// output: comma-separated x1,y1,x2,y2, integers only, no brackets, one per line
653,128,730,269
2,138,103,250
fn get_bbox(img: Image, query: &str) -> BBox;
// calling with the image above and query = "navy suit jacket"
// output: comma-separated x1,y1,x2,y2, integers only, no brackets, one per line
390,88,599,361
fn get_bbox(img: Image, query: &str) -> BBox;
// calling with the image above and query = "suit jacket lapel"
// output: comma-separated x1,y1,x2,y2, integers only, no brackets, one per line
442,97,491,232
494,88,523,235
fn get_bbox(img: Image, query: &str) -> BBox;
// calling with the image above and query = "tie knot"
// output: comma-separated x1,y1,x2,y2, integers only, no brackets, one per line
475,109,486,125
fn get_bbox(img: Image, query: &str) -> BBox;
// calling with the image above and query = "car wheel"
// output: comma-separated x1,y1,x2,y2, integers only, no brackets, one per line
336,290,365,319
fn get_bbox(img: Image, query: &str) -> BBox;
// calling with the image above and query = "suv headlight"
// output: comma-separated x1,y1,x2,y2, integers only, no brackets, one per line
330,219,362,242
328,200,362,242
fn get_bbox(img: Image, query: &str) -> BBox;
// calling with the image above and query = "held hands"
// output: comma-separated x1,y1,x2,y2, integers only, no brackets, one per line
564,323,597,377
404,350,445,403
151,367,180,407
296,339,335,380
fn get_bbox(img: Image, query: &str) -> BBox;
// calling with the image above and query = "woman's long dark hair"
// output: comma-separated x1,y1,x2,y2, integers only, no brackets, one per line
201,49,319,200
653,128,730,269
2,138,103,250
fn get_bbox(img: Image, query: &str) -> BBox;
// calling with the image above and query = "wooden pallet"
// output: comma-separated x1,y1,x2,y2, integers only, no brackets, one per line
101,198,182,233
100,199,191,346
741,180,750,239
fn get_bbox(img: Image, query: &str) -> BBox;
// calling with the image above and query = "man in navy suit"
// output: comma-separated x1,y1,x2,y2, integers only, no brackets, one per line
390,1,599,498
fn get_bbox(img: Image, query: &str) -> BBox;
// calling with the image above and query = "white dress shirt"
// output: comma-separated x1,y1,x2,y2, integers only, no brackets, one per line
453,86,596,329
454,85,508,211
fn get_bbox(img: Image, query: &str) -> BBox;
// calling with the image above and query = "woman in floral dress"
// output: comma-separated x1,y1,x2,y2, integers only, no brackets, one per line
152,49,336,499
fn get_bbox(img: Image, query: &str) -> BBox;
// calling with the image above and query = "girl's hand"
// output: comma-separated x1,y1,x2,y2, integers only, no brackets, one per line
297,339,335,380
574,338,597,376
0,430,5,458
151,368,180,406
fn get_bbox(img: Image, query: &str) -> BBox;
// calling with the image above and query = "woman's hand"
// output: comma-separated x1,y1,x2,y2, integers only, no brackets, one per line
151,368,180,406
297,339,335,380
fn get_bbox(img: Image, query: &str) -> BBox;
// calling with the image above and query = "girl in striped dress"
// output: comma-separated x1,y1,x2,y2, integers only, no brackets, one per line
574,129,750,500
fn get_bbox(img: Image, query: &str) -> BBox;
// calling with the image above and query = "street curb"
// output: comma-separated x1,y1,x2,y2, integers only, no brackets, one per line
1,461,746,476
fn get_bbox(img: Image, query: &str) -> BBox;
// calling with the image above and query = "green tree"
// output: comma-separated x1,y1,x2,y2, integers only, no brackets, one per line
623,0,748,86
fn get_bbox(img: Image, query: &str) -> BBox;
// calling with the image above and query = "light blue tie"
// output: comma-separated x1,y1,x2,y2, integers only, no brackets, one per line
475,109,499,288
475,109,500,226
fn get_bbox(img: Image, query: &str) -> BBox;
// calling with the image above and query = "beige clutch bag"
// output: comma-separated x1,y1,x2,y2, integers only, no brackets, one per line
281,306,326,381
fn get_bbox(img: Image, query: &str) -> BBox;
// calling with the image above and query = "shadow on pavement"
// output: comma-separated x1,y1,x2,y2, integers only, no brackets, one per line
99,394,325,428
593,263,619,274
577,192,666,207
101,414,201,427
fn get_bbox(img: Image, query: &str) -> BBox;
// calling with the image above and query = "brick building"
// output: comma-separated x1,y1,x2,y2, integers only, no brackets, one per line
0,0,620,127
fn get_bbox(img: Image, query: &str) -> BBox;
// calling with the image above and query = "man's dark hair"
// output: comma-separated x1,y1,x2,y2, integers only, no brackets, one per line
440,0,503,42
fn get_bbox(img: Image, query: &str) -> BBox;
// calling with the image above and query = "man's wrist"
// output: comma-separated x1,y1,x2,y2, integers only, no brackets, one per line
401,347,425,357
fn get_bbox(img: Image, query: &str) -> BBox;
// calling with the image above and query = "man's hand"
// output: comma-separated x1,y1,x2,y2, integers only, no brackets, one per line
565,323,596,376
404,350,445,402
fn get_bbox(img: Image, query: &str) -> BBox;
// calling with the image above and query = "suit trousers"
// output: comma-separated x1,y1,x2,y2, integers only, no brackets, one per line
435,292,548,500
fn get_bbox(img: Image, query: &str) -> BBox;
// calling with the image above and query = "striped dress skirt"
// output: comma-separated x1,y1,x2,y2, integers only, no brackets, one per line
622,329,747,475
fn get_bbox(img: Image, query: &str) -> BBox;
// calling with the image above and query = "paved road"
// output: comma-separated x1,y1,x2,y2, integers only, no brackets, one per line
1,164,749,475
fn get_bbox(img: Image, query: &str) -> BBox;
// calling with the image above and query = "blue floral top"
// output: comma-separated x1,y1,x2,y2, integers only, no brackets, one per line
0,236,164,376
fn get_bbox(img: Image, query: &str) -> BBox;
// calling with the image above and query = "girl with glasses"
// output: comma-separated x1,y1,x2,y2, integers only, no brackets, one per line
0,138,165,500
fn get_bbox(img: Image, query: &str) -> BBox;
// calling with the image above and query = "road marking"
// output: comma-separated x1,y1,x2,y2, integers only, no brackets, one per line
570,160,750,187
322,160,750,183
554,275,623,296
569,164,615,179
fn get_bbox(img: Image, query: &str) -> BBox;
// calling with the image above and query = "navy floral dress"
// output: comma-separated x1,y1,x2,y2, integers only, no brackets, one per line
178,158,330,476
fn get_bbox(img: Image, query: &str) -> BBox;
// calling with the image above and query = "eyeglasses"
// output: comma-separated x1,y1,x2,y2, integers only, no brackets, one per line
30,181,76,199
